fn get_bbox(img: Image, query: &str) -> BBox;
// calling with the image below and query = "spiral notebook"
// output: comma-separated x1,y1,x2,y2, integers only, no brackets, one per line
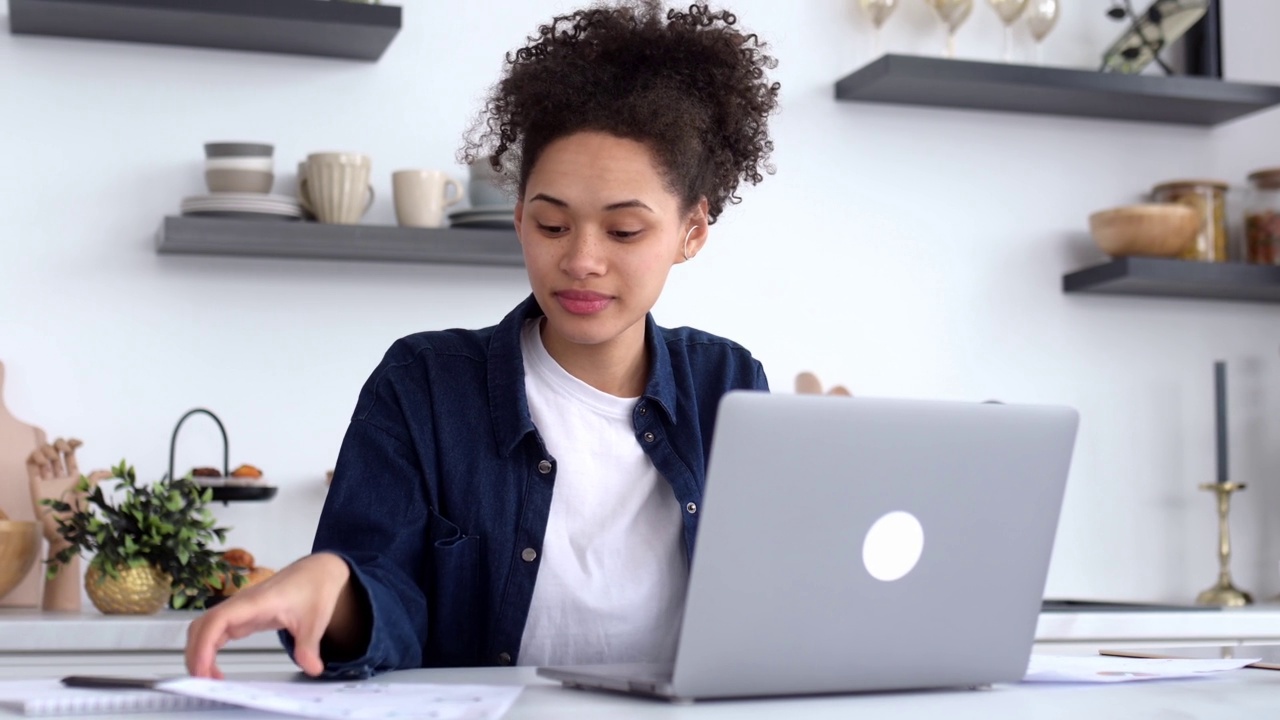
0,679,229,717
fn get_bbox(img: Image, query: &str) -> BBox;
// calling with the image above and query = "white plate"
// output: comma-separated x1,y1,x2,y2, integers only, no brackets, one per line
183,196,299,206
183,211,300,221
181,199,300,211
185,193,298,204
182,203,301,213
182,200,301,214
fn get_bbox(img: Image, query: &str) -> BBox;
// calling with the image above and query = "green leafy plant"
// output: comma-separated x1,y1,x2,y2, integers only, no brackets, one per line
41,460,245,609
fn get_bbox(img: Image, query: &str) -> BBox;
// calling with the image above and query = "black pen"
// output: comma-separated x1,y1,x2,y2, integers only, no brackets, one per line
60,676,165,690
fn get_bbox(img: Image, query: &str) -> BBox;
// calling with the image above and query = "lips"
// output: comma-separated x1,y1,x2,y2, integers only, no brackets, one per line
554,289,613,316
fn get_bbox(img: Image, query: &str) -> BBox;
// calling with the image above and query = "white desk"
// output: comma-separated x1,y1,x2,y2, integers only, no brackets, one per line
44,665,1280,720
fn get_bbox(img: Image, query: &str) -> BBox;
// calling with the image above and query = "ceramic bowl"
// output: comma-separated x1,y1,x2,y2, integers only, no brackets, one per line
204,142,274,158
205,157,274,172
206,168,274,194
0,520,39,601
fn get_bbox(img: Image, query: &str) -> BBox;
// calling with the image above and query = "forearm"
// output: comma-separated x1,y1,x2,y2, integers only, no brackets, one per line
315,553,372,660
42,542,81,612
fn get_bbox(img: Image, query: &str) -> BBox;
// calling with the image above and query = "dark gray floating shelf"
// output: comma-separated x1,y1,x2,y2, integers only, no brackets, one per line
8,0,401,61
835,54,1280,126
1063,257,1280,303
156,216,524,267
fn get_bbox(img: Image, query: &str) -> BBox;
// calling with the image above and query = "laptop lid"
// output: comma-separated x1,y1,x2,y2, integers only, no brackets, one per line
668,391,1078,699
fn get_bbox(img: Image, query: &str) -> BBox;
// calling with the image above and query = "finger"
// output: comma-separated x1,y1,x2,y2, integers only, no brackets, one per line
27,448,52,481
827,385,852,397
289,618,329,677
186,608,239,678
65,439,83,478
86,470,111,485
795,372,822,395
39,444,64,478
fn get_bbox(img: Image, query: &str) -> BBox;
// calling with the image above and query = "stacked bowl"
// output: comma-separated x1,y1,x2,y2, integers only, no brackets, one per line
205,142,274,193
181,142,303,221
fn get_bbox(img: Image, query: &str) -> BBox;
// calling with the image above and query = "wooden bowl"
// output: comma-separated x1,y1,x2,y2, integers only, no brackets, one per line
1089,204,1200,257
0,520,39,601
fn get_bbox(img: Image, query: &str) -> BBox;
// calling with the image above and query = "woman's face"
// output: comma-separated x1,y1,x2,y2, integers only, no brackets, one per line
515,131,705,353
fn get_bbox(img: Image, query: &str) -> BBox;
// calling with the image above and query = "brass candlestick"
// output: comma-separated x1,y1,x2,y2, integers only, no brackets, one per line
1195,482,1253,607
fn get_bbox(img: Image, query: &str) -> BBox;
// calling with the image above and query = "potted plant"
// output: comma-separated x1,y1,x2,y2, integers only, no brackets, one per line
41,460,244,614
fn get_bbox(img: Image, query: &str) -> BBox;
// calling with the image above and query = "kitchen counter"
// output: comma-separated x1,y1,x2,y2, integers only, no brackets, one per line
0,608,279,653
1036,605,1280,645
6,606,1280,654
4,605,1280,678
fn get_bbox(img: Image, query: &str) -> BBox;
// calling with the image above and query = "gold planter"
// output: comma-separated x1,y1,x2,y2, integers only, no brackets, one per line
84,563,172,614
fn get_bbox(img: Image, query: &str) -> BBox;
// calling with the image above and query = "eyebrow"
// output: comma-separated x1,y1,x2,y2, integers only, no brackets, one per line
527,193,654,213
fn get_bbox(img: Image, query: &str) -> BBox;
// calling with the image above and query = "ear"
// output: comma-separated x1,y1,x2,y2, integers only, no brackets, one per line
677,197,710,263
513,200,525,246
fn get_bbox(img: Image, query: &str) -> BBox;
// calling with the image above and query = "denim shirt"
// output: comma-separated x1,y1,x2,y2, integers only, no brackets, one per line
283,294,768,676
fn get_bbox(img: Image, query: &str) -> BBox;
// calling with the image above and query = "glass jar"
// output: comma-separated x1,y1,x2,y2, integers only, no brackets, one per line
1151,180,1229,262
1246,168,1280,265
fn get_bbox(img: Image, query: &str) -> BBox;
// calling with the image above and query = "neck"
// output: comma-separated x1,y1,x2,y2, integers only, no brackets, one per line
539,317,649,398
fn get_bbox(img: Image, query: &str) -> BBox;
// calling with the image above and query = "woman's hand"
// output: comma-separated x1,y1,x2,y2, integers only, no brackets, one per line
185,552,365,679
795,371,852,397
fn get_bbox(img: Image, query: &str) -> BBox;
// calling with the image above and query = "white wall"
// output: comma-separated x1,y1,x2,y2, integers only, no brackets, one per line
2,0,1280,603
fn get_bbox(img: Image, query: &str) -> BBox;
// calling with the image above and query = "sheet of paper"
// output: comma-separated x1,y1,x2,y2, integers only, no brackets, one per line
1023,654,1259,683
158,678,522,720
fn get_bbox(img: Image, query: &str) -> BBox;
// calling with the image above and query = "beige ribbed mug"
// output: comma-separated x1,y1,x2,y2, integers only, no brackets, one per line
298,153,375,224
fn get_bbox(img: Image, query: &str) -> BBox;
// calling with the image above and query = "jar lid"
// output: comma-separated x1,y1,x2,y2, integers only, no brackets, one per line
1153,179,1230,193
1247,168,1280,189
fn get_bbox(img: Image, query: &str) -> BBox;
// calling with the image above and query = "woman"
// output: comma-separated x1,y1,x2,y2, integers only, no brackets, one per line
185,0,779,679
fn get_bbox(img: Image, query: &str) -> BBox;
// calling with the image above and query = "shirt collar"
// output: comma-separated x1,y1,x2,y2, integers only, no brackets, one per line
488,294,678,456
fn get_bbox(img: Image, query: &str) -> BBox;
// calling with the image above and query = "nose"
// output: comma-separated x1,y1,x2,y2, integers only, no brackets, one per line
559,229,606,279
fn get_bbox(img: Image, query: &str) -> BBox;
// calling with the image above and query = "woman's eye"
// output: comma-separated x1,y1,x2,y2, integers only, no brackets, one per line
537,224,567,234
611,230,642,240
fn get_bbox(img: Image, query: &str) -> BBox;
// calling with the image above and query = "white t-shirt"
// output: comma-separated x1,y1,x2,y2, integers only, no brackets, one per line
516,319,688,667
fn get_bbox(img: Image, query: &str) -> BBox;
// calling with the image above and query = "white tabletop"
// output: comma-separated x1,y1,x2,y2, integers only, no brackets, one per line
49,663,1280,720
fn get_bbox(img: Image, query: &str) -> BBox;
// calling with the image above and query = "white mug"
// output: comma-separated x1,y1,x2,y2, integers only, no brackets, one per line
393,170,464,228
467,156,512,208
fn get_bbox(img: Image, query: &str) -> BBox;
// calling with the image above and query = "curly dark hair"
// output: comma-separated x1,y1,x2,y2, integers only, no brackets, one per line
461,1,780,224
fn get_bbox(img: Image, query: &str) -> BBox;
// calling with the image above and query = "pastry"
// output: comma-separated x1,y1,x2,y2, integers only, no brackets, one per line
222,548,255,569
229,464,263,479
191,467,222,478
216,547,275,596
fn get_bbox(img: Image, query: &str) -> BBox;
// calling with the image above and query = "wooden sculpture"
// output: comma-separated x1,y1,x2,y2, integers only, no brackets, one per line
0,360,44,607
28,439,106,612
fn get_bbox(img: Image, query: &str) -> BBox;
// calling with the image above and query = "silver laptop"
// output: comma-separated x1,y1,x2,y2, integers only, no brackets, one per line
537,391,1079,701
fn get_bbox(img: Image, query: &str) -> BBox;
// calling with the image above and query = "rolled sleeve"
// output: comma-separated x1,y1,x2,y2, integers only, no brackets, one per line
277,417,431,676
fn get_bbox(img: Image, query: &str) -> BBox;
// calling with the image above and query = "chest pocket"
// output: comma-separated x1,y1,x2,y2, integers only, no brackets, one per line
424,506,485,666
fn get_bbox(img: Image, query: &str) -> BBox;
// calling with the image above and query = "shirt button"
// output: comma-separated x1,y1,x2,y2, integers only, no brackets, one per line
686,502,698,514
537,460,552,474
521,547,538,562
643,432,655,443
638,405,648,415
497,652,512,666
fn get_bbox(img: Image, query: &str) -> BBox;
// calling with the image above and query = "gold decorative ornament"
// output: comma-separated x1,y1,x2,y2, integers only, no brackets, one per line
84,563,172,614
1194,483,1252,607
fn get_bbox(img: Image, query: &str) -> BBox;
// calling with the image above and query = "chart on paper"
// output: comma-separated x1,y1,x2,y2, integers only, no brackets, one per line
157,678,523,720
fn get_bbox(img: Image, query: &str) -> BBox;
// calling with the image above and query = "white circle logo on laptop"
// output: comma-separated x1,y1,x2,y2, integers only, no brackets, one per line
862,511,925,582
